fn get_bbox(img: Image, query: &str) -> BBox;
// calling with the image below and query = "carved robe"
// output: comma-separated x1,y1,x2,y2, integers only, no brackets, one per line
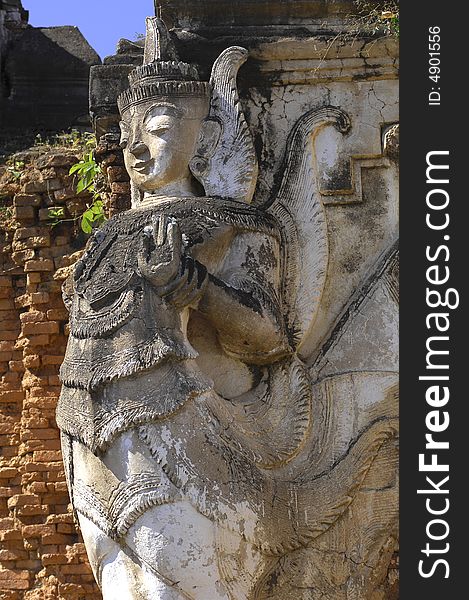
58,196,292,540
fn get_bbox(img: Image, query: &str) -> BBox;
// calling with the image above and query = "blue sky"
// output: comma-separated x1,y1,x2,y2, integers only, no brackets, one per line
25,0,155,60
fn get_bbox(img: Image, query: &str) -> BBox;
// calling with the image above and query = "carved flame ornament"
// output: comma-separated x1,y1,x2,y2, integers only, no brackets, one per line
59,17,398,600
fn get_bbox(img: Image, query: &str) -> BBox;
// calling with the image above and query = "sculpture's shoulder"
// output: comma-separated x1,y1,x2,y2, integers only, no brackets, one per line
88,196,279,244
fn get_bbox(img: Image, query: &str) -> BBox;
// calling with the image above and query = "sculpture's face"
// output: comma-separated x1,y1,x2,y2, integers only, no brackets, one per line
119,98,209,193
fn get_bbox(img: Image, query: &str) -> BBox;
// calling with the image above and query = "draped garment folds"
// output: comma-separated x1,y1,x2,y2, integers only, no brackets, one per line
58,196,281,451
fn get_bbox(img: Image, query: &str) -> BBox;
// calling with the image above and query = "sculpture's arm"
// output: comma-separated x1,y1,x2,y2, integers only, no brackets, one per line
196,231,291,364
137,220,290,363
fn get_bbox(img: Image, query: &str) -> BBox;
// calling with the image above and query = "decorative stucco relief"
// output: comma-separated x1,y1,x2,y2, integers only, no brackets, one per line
59,16,398,600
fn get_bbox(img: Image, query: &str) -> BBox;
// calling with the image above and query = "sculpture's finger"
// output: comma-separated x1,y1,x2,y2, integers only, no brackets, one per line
171,278,204,310
138,231,150,262
167,220,182,260
158,267,190,297
169,260,208,308
156,215,167,246
137,252,152,279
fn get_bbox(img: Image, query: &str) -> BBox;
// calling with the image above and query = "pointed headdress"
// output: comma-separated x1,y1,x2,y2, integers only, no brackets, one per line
117,17,210,114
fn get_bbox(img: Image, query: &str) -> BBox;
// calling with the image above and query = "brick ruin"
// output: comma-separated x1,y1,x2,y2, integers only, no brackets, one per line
1,0,101,148
0,137,131,597
0,147,110,599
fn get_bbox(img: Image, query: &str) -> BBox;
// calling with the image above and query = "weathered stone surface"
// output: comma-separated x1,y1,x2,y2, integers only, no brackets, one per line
59,12,398,600
158,0,357,29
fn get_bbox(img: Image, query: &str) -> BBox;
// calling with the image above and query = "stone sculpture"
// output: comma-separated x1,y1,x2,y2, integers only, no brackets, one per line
58,17,398,600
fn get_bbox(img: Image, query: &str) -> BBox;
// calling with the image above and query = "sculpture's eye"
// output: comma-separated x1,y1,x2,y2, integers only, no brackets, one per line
145,115,174,136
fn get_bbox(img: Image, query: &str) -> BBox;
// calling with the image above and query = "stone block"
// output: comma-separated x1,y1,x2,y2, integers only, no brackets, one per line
22,524,55,538
0,288,13,299
8,361,24,373
0,276,12,287
0,468,18,479
22,180,48,194
0,568,30,589
0,341,14,351
31,292,50,305
0,299,14,310
24,259,54,272
22,355,40,369
32,451,63,463
0,390,24,403
15,505,49,517
12,250,35,265
0,310,18,323
54,187,78,202
15,236,51,250
38,207,55,221
37,153,80,169
111,181,130,194
7,494,40,508
46,308,68,321
13,194,42,207
20,311,46,323
42,178,62,191
13,227,49,241
41,553,68,566
22,321,59,335
26,273,41,284
13,206,36,220
107,166,128,183
65,197,87,216
0,530,22,543
22,334,50,347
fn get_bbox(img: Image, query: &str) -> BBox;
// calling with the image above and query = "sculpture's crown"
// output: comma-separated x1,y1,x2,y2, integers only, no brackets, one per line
117,17,210,114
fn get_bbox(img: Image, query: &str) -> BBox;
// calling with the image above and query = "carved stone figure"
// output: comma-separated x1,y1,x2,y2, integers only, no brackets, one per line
59,17,398,600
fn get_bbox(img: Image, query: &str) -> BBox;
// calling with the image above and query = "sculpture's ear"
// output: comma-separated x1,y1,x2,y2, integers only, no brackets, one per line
189,118,222,185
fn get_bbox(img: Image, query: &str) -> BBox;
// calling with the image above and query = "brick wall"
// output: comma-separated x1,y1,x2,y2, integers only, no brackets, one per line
0,147,103,599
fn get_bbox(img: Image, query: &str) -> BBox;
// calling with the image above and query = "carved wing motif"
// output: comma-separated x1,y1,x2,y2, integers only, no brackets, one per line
263,107,351,353
199,46,259,203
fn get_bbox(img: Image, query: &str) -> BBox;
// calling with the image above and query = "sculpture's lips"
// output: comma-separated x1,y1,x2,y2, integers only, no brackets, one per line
132,160,153,174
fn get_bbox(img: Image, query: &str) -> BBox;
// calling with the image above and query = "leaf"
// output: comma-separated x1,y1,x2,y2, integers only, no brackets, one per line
48,207,65,220
81,213,93,234
69,163,83,175
90,202,103,215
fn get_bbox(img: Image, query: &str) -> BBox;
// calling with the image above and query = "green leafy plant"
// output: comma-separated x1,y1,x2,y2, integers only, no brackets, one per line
81,199,106,234
7,160,25,180
69,150,101,195
34,129,97,150
69,148,107,233
47,206,66,228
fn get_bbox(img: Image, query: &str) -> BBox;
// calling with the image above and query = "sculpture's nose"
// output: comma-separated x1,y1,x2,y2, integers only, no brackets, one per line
129,140,148,158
